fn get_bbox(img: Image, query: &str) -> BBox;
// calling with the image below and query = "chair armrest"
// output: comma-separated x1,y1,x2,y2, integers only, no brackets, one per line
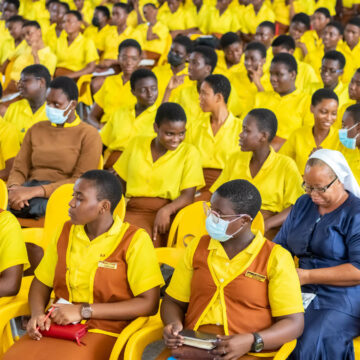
273,339,297,360
22,228,45,249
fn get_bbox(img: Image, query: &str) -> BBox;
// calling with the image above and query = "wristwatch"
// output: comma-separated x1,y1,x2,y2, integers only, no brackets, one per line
251,332,264,353
80,303,93,320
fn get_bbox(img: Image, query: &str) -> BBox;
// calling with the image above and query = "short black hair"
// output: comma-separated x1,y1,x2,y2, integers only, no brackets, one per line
155,102,186,126
204,74,231,104
311,88,339,106
23,20,41,29
347,17,360,29
113,2,131,13
173,35,193,54
258,21,275,34
291,12,310,29
214,180,262,219
130,68,157,90
314,7,331,19
95,5,110,18
4,0,20,9
272,35,295,50
220,32,241,50
325,20,344,35
322,50,346,70
271,53,297,73
22,64,51,87
49,76,78,101
0,82,2,99
65,10,82,21
58,1,70,12
345,103,360,124
245,41,267,58
192,45,218,73
6,14,24,24
118,38,142,56
80,170,122,213
143,2,157,9
247,108,278,142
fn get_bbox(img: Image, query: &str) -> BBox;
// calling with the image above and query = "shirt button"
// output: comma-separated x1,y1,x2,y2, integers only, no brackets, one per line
220,278,224,283
225,262,230,266
216,322,220,326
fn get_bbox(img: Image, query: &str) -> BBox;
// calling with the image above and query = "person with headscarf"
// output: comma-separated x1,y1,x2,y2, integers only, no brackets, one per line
274,148,360,360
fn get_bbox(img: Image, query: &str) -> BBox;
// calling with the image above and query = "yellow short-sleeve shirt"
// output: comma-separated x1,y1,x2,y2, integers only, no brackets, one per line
0,210,29,274
279,126,340,175
211,147,304,213
0,118,20,169
83,24,114,56
3,100,47,142
35,215,164,302
203,6,239,35
335,100,356,129
43,24,64,52
158,4,197,31
113,135,205,200
0,36,14,65
101,104,157,152
137,21,169,55
239,3,275,35
55,33,99,71
295,60,319,93
336,143,360,185
186,112,243,169
166,231,304,327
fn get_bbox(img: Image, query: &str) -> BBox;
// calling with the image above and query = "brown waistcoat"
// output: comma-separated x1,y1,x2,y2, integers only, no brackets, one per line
53,221,139,334
184,235,276,335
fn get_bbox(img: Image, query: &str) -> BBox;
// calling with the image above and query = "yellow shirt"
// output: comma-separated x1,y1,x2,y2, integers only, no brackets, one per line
186,112,243,169
339,41,360,81
101,104,157,152
336,143,360,185
166,231,304,327
0,118,20,170
43,23,64,52
35,215,164,302
307,81,349,109
3,100,47,142
239,3,275,35
0,36,14,65
83,24,115,56
186,3,211,34
335,100,356,129
296,60,319,93
19,0,50,31
158,4,197,31
211,147,304,213
0,210,29,274
203,6,239,35
300,30,321,56
55,32,99,71
253,88,313,140
279,126,340,175
272,0,313,25
10,45,57,81
137,21,169,54
114,135,205,200
94,73,137,123
311,0,336,15
214,53,246,79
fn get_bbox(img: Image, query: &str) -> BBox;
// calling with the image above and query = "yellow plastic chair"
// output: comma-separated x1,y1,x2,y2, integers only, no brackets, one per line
113,195,126,221
157,33,173,66
0,178,8,209
167,201,265,248
98,155,104,170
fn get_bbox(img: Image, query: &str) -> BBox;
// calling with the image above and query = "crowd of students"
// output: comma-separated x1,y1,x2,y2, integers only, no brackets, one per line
1,0,360,359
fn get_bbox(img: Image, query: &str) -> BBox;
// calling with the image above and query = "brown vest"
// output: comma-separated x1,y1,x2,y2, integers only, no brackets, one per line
53,221,139,334
185,235,276,334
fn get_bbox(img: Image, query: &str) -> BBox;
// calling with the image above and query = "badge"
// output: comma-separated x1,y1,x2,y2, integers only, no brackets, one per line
245,270,266,282
98,261,118,270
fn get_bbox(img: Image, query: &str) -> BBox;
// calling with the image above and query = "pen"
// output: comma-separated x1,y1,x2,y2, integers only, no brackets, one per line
36,306,55,331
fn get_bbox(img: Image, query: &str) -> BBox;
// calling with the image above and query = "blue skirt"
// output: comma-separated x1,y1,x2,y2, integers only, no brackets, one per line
289,303,360,360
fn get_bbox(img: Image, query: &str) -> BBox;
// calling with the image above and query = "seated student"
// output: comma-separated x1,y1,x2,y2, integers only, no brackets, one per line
342,17,360,77
54,10,98,79
337,104,360,185
7,76,102,218
17,0,50,31
186,0,211,35
3,170,164,360
0,209,29,298
136,3,169,60
113,102,204,247
74,0,94,26
159,179,304,360
272,35,318,93
187,74,243,201
3,64,50,142
274,149,360,360
211,109,303,239
280,89,340,175
288,12,311,61
89,39,141,127
153,35,192,104
252,53,313,150
254,21,275,73
101,69,158,169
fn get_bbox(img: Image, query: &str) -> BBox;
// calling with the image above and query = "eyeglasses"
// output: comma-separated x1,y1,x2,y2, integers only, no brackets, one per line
302,176,338,194
320,67,342,75
203,202,252,224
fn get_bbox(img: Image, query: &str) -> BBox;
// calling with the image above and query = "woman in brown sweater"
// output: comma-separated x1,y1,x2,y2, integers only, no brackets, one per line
7,76,102,218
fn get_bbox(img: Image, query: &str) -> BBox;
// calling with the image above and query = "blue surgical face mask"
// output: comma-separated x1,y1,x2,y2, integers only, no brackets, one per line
339,123,359,150
46,102,72,125
205,213,244,242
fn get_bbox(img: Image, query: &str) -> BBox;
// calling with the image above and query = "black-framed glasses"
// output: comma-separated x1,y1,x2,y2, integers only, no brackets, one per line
302,176,338,194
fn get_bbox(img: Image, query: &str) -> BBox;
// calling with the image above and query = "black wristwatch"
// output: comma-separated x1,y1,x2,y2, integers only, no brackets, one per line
251,332,264,353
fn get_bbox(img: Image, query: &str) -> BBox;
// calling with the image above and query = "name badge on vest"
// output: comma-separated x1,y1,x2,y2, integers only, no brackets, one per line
98,261,118,270
245,270,266,282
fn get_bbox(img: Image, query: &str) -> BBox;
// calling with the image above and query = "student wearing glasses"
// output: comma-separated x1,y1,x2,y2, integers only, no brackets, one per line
274,149,360,360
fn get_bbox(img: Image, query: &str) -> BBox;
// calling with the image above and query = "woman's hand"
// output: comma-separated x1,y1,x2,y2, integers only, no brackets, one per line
153,206,172,241
212,333,253,360
8,186,44,209
27,313,51,340
163,321,184,349
50,304,82,325
296,268,310,285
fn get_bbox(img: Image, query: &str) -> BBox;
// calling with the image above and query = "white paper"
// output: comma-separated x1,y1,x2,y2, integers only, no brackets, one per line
302,292,316,310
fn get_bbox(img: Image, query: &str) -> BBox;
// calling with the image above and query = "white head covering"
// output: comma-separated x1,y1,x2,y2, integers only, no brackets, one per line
308,149,360,198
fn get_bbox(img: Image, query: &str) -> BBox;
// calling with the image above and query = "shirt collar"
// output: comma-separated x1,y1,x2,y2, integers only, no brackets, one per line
50,113,81,128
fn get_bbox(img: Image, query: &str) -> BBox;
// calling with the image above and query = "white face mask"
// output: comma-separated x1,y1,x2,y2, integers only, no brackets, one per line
46,101,72,125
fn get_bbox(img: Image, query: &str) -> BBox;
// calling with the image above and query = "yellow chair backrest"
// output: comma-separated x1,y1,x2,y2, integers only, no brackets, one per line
113,196,126,221
98,155,104,170
0,179,8,209
167,201,265,248
156,247,185,268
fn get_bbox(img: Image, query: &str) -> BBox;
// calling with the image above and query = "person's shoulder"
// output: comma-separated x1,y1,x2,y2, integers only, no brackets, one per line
0,209,21,229
6,98,28,112
76,120,102,136
273,150,301,169
29,120,52,131
345,192,360,211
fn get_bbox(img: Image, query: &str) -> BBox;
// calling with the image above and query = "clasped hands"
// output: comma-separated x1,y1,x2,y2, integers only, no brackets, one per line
8,185,44,210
